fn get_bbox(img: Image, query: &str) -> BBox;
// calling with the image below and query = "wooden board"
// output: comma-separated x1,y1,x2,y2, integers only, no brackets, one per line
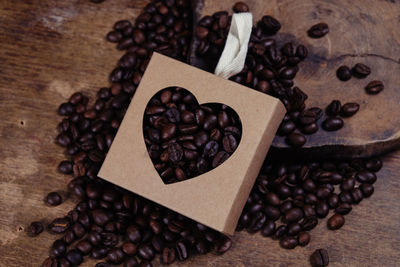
0,0,399,266
189,0,400,159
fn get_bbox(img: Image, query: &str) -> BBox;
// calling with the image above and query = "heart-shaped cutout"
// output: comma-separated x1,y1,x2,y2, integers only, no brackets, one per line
143,87,242,184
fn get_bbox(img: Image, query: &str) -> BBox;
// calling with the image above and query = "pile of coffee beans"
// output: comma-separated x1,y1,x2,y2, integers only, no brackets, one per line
236,155,381,250
144,87,242,184
29,1,384,267
194,5,331,147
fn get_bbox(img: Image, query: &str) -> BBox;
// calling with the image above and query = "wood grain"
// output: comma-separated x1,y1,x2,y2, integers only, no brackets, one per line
0,1,399,266
189,0,400,159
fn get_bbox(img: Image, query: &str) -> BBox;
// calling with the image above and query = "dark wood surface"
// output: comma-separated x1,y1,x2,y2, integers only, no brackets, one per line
190,0,400,159
0,1,399,266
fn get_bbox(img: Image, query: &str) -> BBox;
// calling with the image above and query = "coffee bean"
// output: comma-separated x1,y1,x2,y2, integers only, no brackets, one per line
45,192,63,206
284,208,304,223
27,221,43,237
161,247,176,264
216,236,232,254
310,249,329,267
233,2,249,13
322,117,344,131
107,248,125,264
280,236,298,249
307,23,329,38
91,247,108,259
138,244,155,260
365,158,382,172
222,135,238,153
298,232,310,246
95,263,110,267
261,220,276,237
336,65,352,81
76,240,93,255
315,201,329,218
301,216,318,231
352,63,371,78
327,213,345,230
356,170,377,184
341,102,359,117
360,184,374,197
365,80,384,94
335,203,352,215
212,151,230,168
48,217,71,234
278,121,296,136
260,15,281,35
66,249,83,265
326,100,341,116
286,132,306,147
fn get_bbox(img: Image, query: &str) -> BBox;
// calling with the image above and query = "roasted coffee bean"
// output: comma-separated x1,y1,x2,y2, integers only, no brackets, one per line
310,249,329,267
339,191,352,203
352,63,371,78
216,236,232,254
278,121,296,136
327,194,339,209
365,158,382,172
335,203,352,215
222,135,238,153
287,223,302,236
260,15,281,35
161,247,176,264
51,239,67,258
351,188,363,203
341,102,359,117
365,80,384,94
45,192,62,206
48,217,71,234
273,225,288,239
76,240,93,255
233,2,249,13
203,141,219,157
322,117,344,131
284,208,303,223
66,249,83,265
91,247,108,259
298,231,311,246
360,183,374,197
58,161,73,174
326,100,341,116
286,132,306,147
356,170,377,184
336,65,352,81
301,216,318,231
315,201,329,218
265,192,280,206
175,241,188,260
307,23,329,38
107,248,125,264
327,214,345,230
27,221,44,237
280,236,298,249
138,244,155,261
212,151,230,168
261,220,276,237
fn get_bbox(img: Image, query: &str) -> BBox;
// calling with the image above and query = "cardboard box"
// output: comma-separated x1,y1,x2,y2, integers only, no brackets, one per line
99,53,286,235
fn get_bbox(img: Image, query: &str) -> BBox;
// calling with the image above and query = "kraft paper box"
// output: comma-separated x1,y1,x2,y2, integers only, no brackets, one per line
99,53,286,235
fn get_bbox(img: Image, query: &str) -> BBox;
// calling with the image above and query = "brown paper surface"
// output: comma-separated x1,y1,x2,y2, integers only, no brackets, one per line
98,53,286,235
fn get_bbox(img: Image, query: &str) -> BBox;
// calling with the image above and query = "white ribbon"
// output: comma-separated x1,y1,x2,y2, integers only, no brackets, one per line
214,13,253,79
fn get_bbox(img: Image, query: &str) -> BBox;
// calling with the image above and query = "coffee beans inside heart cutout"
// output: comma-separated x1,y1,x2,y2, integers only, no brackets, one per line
143,87,242,184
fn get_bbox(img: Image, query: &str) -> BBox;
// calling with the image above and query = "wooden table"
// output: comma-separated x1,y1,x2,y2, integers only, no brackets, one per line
0,1,399,266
